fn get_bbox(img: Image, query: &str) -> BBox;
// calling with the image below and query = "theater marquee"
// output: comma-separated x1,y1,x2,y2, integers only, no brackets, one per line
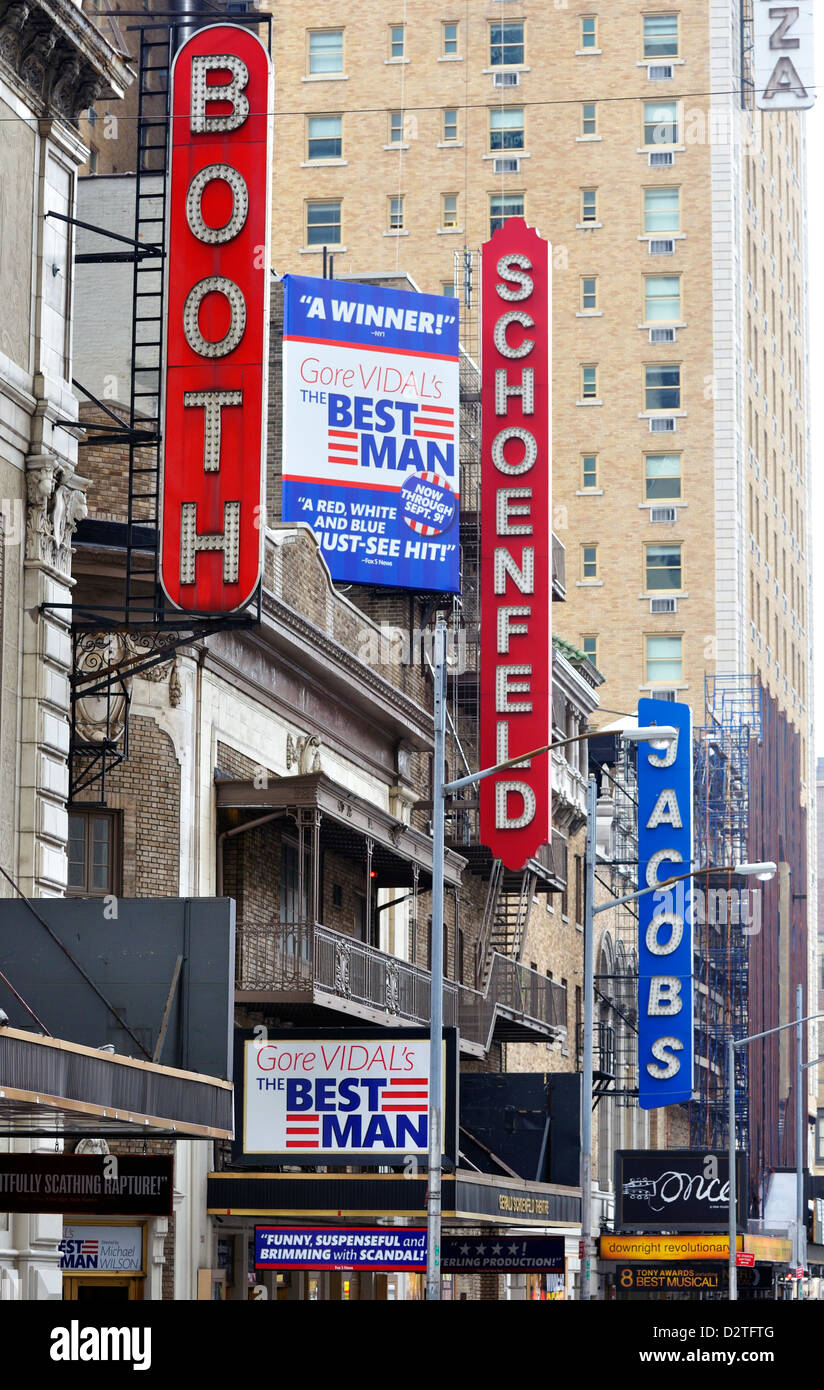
479,219,551,870
160,24,272,613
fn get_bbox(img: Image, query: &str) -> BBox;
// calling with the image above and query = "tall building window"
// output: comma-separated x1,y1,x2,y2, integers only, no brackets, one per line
646,542,683,590
388,194,404,230
581,102,598,136
308,30,343,75
581,544,599,580
645,452,682,499
645,363,681,410
643,13,679,59
644,274,681,321
443,108,458,141
645,634,683,685
582,453,598,488
442,21,458,56
644,100,678,146
306,200,341,245
580,16,598,49
68,810,118,896
581,187,598,222
581,364,599,399
644,186,680,233
582,635,598,666
441,193,458,228
389,25,405,59
489,192,524,234
490,20,524,66
490,106,524,151
389,110,404,144
581,276,598,311
307,114,342,160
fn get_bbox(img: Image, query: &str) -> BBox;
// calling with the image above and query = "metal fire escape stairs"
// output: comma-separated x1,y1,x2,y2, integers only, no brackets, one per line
476,860,538,990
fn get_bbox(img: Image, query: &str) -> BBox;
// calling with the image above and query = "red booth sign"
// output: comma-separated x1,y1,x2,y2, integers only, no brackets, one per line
479,220,551,870
160,24,272,613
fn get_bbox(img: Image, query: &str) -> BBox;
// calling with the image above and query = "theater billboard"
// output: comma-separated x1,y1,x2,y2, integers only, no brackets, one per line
160,24,272,613
479,219,552,871
636,698,694,1109
281,275,460,592
238,1029,458,1162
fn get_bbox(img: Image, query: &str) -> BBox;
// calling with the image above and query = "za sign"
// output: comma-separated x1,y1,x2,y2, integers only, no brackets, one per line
479,220,551,870
637,698,694,1109
244,1036,432,1157
754,1,814,109
282,275,460,592
160,25,272,613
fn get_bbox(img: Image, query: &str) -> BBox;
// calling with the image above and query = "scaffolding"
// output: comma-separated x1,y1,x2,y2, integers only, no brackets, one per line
691,673,763,1150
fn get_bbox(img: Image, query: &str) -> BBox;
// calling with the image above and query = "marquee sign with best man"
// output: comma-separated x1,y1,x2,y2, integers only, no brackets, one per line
237,1029,458,1163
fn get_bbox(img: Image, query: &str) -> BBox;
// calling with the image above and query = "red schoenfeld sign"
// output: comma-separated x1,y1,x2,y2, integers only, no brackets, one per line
479,220,551,870
160,24,272,613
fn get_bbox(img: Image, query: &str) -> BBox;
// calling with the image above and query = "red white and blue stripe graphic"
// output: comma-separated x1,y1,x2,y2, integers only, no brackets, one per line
285,1114,320,1149
381,1078,428,1112
412,404,455,442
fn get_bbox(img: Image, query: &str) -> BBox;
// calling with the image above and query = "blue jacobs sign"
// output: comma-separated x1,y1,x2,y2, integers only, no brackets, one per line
636,698,694,1109
281,275,461,592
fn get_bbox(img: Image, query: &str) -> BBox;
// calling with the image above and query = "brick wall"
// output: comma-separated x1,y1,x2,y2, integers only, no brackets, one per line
73,714,181,898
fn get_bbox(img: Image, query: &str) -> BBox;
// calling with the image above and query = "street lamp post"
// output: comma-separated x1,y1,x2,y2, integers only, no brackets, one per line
579,817,776,1304
727,1000,824,1300
424,618,678,1300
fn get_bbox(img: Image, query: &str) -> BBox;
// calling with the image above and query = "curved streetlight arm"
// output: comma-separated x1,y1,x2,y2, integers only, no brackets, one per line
443,726,679,795
592,863,769,916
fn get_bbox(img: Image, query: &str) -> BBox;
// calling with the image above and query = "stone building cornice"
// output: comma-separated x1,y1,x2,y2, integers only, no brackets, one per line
0,0,133,120
260,586,435,751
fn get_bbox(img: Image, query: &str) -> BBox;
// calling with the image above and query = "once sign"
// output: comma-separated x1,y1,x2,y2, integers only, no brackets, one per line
160,24,272,612
615,1150,746,1230
479,219,551,870
636,698,694,1109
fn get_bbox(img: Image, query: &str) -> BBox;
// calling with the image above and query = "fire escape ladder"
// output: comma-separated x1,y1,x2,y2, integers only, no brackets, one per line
125,26,171,624
477,867,537,989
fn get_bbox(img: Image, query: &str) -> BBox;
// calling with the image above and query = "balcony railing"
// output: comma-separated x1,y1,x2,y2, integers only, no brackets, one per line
236,921,565,1056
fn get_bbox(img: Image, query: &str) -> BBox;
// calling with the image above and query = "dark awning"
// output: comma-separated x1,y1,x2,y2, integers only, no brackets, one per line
0,1027,233,1139
206,1170,580,1228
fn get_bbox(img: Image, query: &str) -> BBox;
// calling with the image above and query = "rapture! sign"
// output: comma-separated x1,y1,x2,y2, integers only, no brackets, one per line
479,220,552,870
636,698,694,1109
160,24,272,613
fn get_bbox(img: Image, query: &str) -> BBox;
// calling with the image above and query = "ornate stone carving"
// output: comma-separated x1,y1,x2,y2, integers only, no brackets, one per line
25,455,88,576
286,731,322,775
74,631,130,746
0,0,131,120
